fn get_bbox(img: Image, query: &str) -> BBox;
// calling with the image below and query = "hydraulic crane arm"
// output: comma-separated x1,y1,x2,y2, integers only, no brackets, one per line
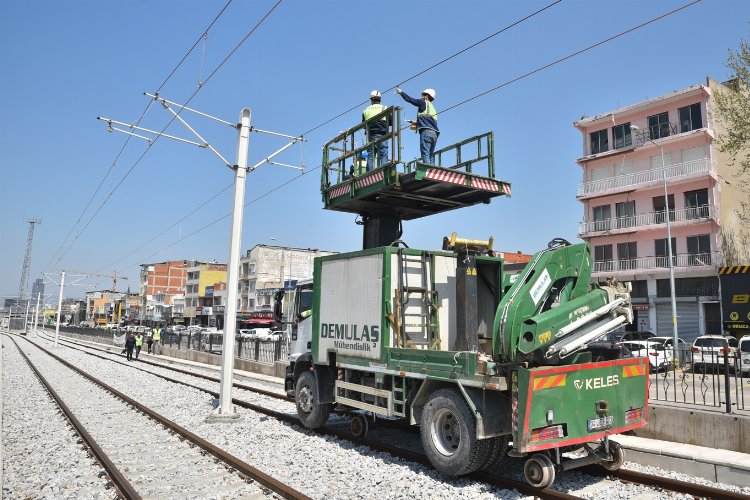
493,240,632,364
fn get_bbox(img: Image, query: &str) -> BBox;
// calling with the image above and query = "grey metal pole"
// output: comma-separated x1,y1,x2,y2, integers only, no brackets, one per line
33,292,41,336
23,299,30,333
216,108,251,419
54,271,65,348
660,147,679,366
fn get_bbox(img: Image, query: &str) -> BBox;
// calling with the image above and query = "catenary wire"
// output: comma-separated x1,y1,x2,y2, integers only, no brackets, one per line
110,0,703,282
43,0,235,274
93,1,563,277
299,0,564,138
49,0,283,271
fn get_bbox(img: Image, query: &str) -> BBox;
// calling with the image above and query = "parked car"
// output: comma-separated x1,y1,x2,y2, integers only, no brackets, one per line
78,321,94,328
621,340,671,372
241,328,271,341
691,335,738,371
647,336,689,367
173,325,187,332
738,335,750,376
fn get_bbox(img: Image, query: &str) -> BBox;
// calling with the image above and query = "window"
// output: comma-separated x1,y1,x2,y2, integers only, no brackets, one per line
630,280,648,298
652,194,675,224
684,189,709,219
593,204,611,231
617,242,637,270
590,129,609,154
594,244,613,271
647,112,671,139
650,152,672,170
678,103,703,133
655,238,676,267
615,201,636,228
612,122,632,149
686,234,711,265
681,145,706,164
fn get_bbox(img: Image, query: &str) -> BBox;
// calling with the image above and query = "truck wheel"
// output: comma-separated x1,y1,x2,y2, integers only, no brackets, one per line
523,453,556,489
295,371,330,429
600,441,625,471
481,435,510,471
420,388,489,476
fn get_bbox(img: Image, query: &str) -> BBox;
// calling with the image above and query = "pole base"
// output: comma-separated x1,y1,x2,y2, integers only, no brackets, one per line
206,405,242,423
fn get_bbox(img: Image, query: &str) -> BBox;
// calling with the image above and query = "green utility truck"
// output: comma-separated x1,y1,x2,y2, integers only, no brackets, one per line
285,111,648,488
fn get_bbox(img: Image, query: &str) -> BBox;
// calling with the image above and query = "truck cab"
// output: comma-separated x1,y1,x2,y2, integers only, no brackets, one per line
284,278,313,396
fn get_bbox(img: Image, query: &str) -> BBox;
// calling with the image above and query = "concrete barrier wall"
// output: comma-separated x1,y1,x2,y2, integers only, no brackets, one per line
636,405,750,453
160,346,287,379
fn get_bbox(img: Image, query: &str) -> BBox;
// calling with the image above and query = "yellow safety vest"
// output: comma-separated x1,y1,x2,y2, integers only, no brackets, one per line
153,328,161,341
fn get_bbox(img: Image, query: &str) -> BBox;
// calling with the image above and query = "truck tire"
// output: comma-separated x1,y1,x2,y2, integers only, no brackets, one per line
480,435,510,471
295,371,331,429
420,388,490,476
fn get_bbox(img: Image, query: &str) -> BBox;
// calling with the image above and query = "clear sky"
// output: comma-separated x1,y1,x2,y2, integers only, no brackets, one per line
1,0,748,301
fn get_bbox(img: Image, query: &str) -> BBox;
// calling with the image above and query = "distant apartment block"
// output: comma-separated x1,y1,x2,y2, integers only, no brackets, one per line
31,278,44,300
139,260,189,324
184,262,227,327
239,245,336,324
573,78,748,342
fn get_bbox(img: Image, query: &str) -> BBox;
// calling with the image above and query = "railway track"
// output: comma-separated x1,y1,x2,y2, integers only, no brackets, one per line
29,331,749,500
4,333,308,500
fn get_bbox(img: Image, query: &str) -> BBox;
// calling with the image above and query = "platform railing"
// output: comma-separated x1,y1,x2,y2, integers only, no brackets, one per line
321,106,402,189
403,131,495,178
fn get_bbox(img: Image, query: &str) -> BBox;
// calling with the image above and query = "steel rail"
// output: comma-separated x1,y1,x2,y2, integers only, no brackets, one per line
3,334,140,499
12,333,309,500
40,331,747,500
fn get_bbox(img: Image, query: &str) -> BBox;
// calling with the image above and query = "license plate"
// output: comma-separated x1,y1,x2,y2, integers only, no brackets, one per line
587,415,613,432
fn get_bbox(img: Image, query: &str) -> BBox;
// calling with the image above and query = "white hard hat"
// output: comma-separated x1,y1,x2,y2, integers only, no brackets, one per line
422,88,436,100
370,90,381,99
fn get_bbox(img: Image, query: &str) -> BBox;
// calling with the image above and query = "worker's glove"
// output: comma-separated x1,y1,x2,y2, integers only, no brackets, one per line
395,87,402,95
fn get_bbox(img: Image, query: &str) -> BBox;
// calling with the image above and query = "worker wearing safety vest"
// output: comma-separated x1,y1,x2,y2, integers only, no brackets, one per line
153,325,162,354
350,150,368,177
395,87,439,165
362,90,390,171
134,332,143,360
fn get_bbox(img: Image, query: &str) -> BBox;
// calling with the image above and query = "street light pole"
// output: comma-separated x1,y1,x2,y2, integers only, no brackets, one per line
631,125,678,364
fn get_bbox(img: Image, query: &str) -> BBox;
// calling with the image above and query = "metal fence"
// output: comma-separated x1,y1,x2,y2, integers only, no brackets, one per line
49,326,289,365
161,331,289,364
625,344,748,414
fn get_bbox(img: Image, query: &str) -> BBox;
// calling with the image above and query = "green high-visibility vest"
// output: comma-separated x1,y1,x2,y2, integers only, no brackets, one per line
353,158,367,176
135,335,143,347
418,101,437,122
363,103,386,122
153,328,161,341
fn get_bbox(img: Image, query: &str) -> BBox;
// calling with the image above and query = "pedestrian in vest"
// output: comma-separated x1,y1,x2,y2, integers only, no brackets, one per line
153,325,162,354
134,332,143,360
146,329,154,354
349,151,368,178
125,333,136,361
362,90,390,171
395,87,439,165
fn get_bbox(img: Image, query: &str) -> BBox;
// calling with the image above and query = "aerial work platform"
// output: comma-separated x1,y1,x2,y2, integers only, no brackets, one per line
321,106,511,221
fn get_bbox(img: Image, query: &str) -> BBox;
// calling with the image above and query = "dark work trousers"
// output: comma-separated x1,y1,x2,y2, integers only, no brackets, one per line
126,348,134,361
147,339,153,354
135,346,141,359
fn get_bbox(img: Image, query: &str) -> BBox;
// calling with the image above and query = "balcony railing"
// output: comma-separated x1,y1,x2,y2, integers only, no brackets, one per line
579,204,717,236
592,251,718,274
577,158,712,198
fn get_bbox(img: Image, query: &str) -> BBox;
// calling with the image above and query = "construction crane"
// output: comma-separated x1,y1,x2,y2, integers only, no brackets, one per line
18,218,41,302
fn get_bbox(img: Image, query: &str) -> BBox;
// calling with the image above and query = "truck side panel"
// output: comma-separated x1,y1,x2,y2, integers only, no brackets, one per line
515,358,649,453
314,254,386,362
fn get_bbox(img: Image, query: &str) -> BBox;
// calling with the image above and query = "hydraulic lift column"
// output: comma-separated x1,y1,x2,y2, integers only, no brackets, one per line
362,214,402,250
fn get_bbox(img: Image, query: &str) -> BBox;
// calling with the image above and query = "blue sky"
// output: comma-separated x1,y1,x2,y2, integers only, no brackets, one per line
1,0,748,300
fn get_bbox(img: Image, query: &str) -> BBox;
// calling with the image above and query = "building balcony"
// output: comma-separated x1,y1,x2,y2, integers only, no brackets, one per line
577,158,713,199
579,204,717,237
592,251,718,276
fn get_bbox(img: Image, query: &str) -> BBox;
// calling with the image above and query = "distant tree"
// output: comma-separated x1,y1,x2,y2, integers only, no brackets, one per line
714,31,750,181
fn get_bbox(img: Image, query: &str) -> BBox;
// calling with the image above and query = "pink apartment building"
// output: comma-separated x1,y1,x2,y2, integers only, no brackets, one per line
574,77,748,342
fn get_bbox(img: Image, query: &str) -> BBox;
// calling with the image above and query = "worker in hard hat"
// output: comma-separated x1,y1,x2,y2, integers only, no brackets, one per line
362,90,390,171
349,150,368,178
396,87,439,165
